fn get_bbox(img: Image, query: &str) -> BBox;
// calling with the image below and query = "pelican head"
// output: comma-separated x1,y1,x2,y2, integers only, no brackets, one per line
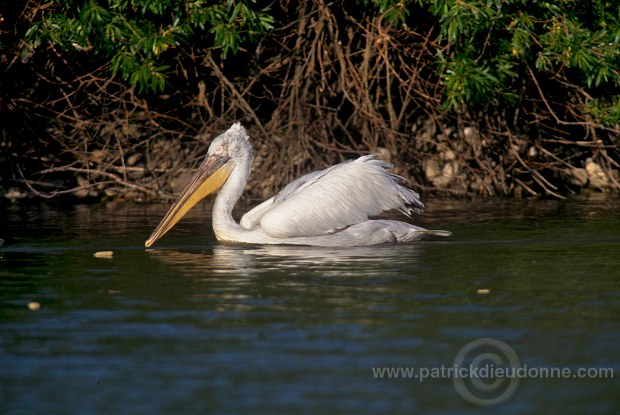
205,122,252,163
145,122,251,247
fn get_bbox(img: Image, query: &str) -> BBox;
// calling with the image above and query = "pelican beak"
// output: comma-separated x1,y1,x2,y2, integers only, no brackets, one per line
145,154,234,247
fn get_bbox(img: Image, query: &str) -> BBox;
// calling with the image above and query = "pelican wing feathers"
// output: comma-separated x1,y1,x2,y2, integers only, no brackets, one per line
241,155,424,238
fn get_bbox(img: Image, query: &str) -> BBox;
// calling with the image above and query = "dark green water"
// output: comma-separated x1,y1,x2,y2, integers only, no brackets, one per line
1,197,619,414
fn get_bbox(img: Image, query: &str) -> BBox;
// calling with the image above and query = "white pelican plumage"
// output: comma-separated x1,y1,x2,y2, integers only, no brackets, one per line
145,123,450,247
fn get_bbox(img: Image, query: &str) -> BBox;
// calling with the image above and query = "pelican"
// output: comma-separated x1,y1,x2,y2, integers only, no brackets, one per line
145,123,450,247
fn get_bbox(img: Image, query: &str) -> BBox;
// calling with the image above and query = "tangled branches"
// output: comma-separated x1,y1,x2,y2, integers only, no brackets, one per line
1,0,618,203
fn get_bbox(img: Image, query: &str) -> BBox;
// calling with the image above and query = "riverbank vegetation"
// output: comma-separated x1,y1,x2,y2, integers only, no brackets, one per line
1,0,619,203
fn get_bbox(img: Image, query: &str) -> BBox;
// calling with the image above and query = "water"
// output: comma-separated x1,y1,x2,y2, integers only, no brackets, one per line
1,197,619,414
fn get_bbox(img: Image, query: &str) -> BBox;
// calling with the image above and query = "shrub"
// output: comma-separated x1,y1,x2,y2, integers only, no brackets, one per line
2,0,619,200
22,0,274,92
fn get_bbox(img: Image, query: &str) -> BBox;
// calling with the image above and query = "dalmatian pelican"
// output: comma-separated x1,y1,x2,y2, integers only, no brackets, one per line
145,123,450,247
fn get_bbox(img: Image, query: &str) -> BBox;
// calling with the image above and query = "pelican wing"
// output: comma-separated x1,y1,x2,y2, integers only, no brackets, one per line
240,166,335,230
239,196,275,230
241,155,424,238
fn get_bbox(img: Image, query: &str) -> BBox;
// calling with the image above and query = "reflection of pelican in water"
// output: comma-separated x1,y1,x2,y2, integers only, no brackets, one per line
145,123,450,248
148,244,424,278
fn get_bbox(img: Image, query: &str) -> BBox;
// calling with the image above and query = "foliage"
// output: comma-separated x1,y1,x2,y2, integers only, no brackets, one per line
21,0,274,92
19,0,620,118
416,0,620,123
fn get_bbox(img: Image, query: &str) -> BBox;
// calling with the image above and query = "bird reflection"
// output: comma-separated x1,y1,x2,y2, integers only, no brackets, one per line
147,243,424,278
146,243,427,316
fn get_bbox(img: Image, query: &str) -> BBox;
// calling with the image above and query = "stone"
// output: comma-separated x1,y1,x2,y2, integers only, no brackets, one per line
426,160,458,187
585,159,609,189
442,150,456,161
126,153,140,166
375,147,392,163
567,168,588,187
